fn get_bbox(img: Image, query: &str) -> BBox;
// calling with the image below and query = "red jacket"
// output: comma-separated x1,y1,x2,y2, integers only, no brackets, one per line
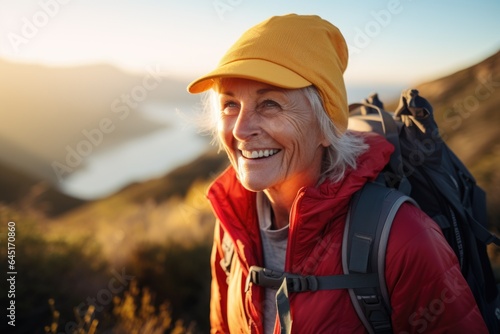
207,132,487,333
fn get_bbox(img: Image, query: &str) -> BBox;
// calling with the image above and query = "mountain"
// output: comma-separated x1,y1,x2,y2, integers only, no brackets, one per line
0,59,196,183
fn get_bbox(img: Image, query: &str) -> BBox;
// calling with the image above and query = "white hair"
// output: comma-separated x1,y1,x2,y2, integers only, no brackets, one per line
196,85,368,183
301,86,368,182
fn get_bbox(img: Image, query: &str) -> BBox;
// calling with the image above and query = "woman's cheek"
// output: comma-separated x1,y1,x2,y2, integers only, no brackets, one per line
218,118,233,144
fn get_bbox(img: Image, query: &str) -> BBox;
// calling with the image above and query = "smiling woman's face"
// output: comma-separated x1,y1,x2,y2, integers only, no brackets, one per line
216,78,328,194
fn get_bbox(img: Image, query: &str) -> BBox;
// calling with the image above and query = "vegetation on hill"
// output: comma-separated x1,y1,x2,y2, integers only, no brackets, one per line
0,162,85,217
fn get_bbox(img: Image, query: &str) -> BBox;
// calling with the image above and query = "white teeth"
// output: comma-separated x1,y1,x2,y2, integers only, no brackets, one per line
242,149,279,159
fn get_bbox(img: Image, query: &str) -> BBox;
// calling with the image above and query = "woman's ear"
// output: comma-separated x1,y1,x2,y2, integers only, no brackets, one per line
320,135,330,148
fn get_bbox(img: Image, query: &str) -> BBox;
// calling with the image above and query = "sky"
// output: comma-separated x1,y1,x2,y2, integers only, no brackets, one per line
1,0,499,87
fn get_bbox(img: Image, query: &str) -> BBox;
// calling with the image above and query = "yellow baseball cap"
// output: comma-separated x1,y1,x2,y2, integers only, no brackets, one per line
187,14,349,133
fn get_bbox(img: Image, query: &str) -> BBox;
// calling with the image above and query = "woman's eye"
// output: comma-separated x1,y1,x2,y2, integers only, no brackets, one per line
221,101,239,114
261,100,280,109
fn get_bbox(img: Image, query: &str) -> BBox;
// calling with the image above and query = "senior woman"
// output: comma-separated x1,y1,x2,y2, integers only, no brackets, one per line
187,14,486,334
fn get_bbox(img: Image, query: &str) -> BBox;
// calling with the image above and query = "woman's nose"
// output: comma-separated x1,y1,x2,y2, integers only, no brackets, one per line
232,106,261,141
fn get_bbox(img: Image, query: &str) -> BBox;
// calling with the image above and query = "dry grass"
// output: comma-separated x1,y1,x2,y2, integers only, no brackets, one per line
45,280,194,334
44,179,215,266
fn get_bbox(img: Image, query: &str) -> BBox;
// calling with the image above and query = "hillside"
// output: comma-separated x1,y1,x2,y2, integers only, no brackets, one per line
0,161,85,216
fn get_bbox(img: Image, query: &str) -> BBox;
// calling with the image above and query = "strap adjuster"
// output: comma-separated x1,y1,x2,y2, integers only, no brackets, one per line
287,275,318,292
247,266,319,292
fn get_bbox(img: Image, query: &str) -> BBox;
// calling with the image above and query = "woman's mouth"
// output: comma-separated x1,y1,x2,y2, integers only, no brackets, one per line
241,149,280,159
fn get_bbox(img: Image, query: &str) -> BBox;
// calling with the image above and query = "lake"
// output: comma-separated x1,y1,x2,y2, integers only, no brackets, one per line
58,102,210,199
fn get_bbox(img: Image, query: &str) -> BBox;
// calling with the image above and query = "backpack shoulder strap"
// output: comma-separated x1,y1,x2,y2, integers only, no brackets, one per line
349,102,411,195
342,182,417,334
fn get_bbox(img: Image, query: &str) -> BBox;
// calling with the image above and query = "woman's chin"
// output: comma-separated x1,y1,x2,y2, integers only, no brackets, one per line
237,173,272,192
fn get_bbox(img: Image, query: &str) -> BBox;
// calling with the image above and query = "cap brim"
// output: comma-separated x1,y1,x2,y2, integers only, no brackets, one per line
187,59,312,93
